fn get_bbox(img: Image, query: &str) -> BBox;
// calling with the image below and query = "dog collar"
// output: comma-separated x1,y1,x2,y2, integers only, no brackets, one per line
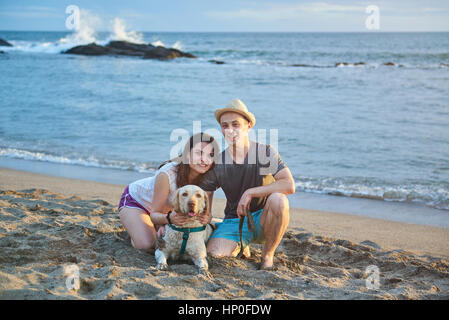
169,224,207,255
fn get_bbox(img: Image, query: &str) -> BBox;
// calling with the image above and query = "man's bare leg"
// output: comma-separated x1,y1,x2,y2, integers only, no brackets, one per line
207,238,250,258
207,193,288,266
259,193,290,269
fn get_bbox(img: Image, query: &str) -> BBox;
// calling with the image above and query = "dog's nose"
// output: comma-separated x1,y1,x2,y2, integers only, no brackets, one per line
188,200,195,207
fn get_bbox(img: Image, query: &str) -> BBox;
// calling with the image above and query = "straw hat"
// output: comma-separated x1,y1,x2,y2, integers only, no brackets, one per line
214,99,256,127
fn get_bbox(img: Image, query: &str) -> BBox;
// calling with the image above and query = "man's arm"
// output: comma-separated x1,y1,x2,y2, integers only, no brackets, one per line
236,168,295,217
249,168,295,197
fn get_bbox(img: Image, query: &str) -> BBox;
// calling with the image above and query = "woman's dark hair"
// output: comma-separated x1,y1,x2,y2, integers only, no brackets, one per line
158,132,220,188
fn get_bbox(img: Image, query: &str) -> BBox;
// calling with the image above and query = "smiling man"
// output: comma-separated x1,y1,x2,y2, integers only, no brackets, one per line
200,98,295,270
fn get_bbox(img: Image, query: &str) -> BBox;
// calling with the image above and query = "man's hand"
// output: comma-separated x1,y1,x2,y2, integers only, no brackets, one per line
237,189,253,218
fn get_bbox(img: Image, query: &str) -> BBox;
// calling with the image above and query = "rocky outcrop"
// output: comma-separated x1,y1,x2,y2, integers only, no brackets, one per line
0,38,13,47
64,40,196,60
64,43,111,56
142,46,195,60
335,62,365,67
208,59,225,64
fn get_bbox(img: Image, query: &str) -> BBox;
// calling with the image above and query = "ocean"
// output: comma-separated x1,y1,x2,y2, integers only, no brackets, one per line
1,30,448,224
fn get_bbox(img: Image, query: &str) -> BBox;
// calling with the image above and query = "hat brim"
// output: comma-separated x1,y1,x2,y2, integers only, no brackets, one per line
214,108,256,127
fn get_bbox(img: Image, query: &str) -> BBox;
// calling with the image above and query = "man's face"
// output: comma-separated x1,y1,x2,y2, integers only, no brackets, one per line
219,112,252,147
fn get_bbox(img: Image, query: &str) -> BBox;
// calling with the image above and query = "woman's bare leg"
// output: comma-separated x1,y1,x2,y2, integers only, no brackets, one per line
118,207,157,252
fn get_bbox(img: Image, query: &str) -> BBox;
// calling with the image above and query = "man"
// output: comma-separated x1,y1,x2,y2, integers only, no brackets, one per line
200,98,295,270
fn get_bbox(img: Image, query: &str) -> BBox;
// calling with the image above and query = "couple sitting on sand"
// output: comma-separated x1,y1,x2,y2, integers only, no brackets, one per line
117,99,295,270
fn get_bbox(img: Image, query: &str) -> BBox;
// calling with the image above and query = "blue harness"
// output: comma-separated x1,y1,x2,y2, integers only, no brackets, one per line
169,224,207,255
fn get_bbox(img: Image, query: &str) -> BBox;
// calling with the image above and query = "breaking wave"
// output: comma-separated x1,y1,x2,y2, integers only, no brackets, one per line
1,9,182,54
1,146,447,211
294,176,449,211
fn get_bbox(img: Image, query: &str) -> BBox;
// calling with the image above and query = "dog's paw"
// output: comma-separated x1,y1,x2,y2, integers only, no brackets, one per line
156,263,168,271
198,268,213,280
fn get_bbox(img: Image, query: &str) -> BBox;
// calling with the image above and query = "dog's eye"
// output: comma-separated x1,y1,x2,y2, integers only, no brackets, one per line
195,193,202,198
182,192,188,197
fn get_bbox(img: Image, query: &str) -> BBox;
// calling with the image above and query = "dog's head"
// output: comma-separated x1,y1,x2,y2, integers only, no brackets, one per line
172,185,209,219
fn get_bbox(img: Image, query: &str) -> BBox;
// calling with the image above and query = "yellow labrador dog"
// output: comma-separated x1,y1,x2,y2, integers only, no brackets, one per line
155,185,214,273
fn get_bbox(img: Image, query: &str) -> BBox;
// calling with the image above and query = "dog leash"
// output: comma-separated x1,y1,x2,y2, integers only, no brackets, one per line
237,209,256,258
169,224,207,255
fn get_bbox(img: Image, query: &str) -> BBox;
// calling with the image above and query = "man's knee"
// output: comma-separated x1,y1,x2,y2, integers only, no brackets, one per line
207,244,226,257
267,193,289,217
207,247,223,258
207,238,236,257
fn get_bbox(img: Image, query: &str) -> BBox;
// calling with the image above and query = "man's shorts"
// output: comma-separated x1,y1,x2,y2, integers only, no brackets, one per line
209,209,265,247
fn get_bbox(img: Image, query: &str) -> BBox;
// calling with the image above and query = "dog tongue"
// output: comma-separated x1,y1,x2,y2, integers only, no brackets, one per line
188,211,196,217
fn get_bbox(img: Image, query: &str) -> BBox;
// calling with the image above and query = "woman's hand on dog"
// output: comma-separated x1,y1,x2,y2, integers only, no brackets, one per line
168,211,188,225
198,211,211,226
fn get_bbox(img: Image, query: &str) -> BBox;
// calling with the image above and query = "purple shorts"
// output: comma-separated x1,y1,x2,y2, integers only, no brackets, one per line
118,185,151,216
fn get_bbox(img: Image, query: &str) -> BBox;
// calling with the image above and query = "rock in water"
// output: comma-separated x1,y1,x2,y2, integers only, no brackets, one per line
105,41,155,56
63,40,196,60
171,48,196,59
209,59,225,64
65,43,111,56
143,46,196,60
0,38,13,47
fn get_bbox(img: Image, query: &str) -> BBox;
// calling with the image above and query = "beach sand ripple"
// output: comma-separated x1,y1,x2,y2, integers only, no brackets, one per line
0,189,448,300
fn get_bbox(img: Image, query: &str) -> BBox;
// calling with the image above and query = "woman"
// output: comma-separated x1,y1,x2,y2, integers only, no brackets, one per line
117,132,219,251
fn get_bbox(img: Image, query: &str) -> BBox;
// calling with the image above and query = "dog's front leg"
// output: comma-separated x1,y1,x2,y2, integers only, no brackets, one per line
188,243,212,278
192,255,209,271
194,256,213,279
155,249,168,270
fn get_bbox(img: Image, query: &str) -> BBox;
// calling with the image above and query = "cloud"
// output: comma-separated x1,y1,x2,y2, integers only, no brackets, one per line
205,2,365,21
422,7,445,12
0,6,63,19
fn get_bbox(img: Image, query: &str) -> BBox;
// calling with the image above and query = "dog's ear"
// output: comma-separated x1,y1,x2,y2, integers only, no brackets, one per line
172,190,181,213
202,190,209,215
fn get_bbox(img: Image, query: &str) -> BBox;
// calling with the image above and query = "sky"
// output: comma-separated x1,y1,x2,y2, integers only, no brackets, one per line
0,0,448,32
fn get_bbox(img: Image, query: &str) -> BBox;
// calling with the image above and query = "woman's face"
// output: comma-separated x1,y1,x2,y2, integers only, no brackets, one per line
189,141,215,175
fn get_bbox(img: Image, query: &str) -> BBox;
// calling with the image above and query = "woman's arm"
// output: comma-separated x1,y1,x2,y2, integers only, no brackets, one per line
150,173,188,226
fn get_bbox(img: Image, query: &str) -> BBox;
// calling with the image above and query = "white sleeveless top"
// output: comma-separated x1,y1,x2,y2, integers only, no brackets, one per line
128,161,178,213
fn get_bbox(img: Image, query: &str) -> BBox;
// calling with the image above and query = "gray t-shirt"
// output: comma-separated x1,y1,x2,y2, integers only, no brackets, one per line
199,140,287,219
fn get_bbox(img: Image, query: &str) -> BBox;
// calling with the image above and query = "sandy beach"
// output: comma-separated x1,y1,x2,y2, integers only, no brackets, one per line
0,167,448,300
